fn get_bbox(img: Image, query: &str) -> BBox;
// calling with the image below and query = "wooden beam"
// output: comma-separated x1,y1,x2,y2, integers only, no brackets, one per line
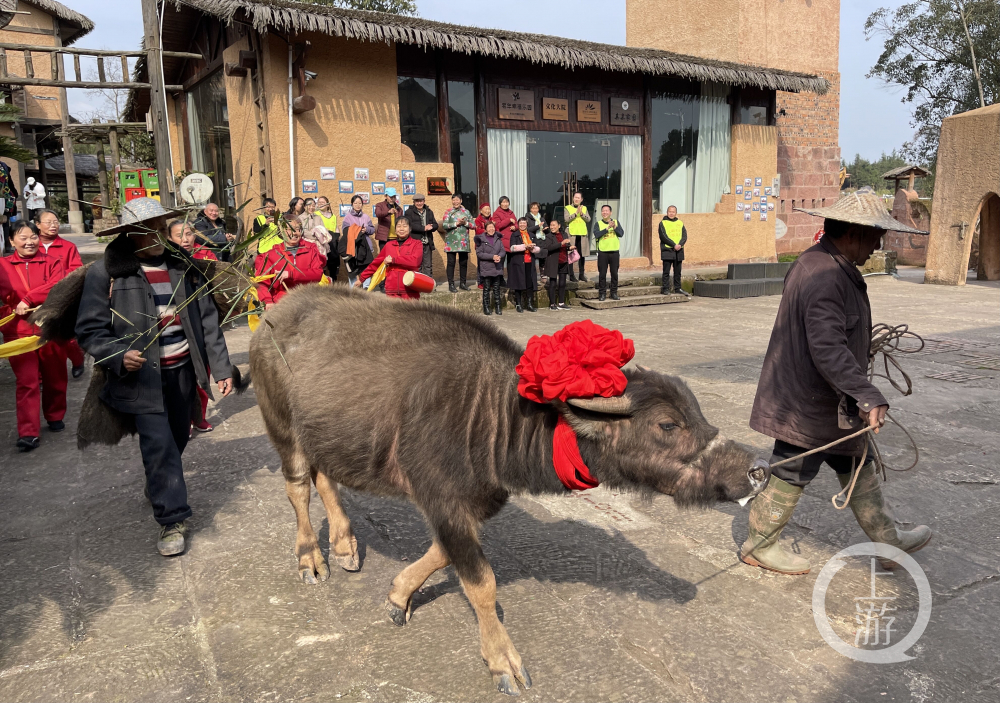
72,53,80,82
53,30,80,229
23,50,33,79
141,0,174,206
95,145,110,215
436,55,450,164
108,127,121,194
474,62,489,207
97,56,106,83
0,49,7,79
0,77,153,89
641,76,653,262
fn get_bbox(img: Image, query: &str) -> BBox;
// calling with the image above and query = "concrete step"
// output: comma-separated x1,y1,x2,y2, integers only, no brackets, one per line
574,284,661,300
578,293,691,310
694,278,785,299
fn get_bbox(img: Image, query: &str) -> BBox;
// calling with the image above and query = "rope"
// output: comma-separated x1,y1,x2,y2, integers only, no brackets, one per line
766,324,925,510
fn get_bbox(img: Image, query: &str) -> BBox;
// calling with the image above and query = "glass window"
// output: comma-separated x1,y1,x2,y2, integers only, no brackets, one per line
740,105,767,125
447,80,477,205
186,69,234,214
526,131,621,222
398,76,439,162
650,92,699,214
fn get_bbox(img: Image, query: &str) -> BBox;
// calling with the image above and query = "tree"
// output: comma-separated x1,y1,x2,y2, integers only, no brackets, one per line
306,0,417,14
0,93,34,162
77,58,155,167
865,1,999,165
841,151,911,194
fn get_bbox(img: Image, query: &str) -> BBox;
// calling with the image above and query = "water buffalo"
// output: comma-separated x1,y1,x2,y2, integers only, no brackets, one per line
247,286,769,696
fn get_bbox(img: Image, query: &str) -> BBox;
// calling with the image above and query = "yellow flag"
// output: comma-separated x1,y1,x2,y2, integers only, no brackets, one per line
0,335,44,359
0,312,15,328
246,286,263,332
366,261,387,291
318,275,332,287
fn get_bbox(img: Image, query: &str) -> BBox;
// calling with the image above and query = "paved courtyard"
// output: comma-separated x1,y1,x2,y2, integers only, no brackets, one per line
1,273,998,702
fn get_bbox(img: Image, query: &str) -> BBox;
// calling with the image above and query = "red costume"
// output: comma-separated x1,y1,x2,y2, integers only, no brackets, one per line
254,239,325,305
359,236,423,299
474,213,491,235
41,234,86,369
0,251,68,438
192,244,218,261
491,207,517,249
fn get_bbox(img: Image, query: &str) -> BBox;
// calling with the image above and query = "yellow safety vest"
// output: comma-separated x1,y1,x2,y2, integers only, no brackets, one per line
255,214,282,254
660,218,684,248
565,205,589,237
595,219,621,252
318,211,337,233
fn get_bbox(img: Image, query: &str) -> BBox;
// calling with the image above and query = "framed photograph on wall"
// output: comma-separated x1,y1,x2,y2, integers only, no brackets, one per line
768,202,775,211
735,185,743,195
752,202,760,211
753,188,760,197
358,192,371,204
744,191,752,201
755,177,763,187
744,178,752,187
760,211,767,221
402,182,416,195
737,202,744,211
764,187,772,196
338,180,354,194
402,169,416,183
320,167,337,180
386,169,400,182
302,180,318,194
371,182,385,195
339,204,351,217
744,211,752,221
354,168,369,181
761,196,767,204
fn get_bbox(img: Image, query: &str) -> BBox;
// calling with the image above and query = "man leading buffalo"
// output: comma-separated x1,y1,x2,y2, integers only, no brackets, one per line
742,187,932,575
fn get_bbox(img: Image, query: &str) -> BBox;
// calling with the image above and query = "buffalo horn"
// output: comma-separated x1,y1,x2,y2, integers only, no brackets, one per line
566,395,633,416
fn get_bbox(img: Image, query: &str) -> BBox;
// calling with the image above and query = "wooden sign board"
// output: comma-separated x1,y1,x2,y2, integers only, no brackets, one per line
577,99,601,123
498,88,535,120
609,97,639,126
426,176,453,196
542,97,569,121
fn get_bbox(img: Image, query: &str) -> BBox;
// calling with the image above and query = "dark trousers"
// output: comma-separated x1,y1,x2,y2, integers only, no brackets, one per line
133,364,196,526
662,259,682,292
325,251,341,282
769,439,861,488
420,241,433,276
597,251,620,294
447,251,468,283
547,270,568,306
573,236,585,277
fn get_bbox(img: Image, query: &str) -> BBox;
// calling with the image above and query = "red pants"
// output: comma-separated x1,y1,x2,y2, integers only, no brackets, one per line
8,341,68,437
67,339,85,367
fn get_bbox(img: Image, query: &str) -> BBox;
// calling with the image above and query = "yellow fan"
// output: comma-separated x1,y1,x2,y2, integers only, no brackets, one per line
0,311,15,328
0,335,44,359
365,261,387,292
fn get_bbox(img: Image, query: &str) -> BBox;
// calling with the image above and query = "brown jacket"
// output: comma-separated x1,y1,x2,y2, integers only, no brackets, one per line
374,199,404,243
750,238,888,456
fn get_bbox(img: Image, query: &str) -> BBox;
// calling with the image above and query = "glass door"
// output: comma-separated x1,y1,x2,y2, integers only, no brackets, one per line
526,131,622,223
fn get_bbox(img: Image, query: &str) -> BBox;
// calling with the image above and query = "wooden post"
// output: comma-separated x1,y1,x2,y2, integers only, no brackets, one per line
474,63,488,207
95,137,110,217
141,0,175,207
108,126,121,200
641,77,653,263
53,30,82,232
436,57,450,164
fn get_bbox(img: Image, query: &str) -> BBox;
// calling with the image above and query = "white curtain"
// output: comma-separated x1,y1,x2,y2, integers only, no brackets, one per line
618,134,642,259
692,82,731,213
487,129,527,215
186,92,205,172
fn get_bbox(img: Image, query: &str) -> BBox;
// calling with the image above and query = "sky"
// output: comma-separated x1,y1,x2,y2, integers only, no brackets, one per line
63,0,914,162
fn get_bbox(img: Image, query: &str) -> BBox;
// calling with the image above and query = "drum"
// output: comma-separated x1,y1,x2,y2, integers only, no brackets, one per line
402,271,435,293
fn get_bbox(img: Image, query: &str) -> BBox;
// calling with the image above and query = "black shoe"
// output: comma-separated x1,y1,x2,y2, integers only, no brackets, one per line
579,274,588,282
557,302,570,310
17,436,40,452
568,273,577,282
660,288,669,295
526,294,537,312
459,281,469,291
448,281,457,293
482,289,492,315
48,420,65,432
549,304,559,311
71,365,85,379
514,291,523,313
610,292,620,301
598,292,606,301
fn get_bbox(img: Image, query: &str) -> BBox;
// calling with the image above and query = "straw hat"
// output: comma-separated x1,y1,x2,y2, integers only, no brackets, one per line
101,197,183,237
794,187,928,235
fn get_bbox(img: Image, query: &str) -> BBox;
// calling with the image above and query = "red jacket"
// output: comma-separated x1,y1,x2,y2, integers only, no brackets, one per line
474,214,492,235
360,236,423,297
491,207,517,243
192,245,218,261
254,240,325,305
40,234,83,274
0,251,65,339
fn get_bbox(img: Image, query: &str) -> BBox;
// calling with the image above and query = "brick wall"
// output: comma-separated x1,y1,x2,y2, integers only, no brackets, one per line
774,71,843,254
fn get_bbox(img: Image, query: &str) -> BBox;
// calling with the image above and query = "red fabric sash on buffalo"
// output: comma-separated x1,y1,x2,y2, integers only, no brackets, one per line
552,416,599,490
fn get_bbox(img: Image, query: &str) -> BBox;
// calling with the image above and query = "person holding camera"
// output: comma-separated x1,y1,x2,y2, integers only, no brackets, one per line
404,193,438,278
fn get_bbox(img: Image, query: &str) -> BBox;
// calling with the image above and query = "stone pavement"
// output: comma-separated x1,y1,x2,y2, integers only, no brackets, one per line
1,275,998,702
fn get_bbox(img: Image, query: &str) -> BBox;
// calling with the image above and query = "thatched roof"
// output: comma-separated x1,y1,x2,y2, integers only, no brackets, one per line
167,0,828,94
882,164,929,180
21,0,94,45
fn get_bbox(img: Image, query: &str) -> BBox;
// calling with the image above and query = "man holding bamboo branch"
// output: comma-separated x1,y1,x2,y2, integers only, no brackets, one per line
75,198,234,557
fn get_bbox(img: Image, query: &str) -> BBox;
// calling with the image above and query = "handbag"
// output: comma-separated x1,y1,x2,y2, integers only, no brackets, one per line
567,249,581,265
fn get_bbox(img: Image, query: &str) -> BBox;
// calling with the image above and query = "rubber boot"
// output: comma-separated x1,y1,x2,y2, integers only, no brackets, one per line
739,476,811,574
514,290,523,313
837,462,932,568
482,285,492,315
525,293,537,312
493,280,503,315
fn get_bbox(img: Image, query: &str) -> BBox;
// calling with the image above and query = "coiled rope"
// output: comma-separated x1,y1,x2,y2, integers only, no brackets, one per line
767,323,925,510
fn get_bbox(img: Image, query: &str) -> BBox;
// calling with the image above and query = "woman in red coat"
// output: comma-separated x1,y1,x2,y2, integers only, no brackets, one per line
490,196,517,249
0,221,67,451
255,219,326,309
355,218,423,299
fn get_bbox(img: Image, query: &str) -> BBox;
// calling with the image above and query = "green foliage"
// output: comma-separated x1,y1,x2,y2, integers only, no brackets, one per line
0,93,34,163
841,151,911,193
306,0,417,14
866,1,999,165
778,253,800,263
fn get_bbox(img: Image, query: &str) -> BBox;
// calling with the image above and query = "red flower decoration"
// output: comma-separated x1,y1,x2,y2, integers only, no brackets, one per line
516,320,636,403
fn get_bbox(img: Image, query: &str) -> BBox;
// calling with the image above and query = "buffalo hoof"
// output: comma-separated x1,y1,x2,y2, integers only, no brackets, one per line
385,598,411,626
334,552,361,572
298,552,330,584
496,674,519,697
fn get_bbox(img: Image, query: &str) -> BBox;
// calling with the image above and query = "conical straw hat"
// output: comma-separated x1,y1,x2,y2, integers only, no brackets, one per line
794,187,928,235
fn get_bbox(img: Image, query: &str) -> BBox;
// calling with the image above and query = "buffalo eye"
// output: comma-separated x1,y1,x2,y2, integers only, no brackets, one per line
659,422,678,432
